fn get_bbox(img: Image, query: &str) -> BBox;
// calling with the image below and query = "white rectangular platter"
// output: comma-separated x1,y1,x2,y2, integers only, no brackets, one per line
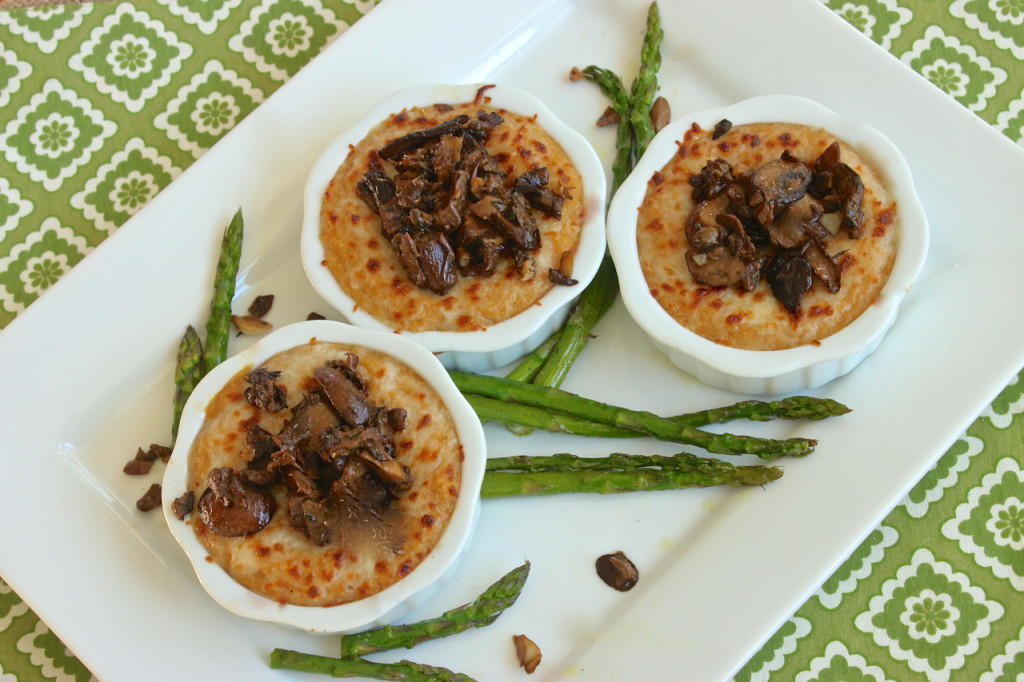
2,0,1023,679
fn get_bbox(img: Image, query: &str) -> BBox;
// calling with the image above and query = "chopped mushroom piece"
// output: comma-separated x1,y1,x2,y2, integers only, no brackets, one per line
596,550,640,591
232,314,273,336
513,634,542,674
198,467,276,537
596,106,619,127
172,491,194,520
247,294,274,318
123,459,153,476
136,483,162,512
712,118,733,139
650,96,671,133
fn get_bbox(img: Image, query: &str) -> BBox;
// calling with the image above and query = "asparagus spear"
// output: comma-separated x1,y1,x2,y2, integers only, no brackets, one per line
504,331,560,383
530,256,618,389
581,65,634,194
450,371,816,458
675,396,851,425
470,394,850,437
270,649,475,681
171,325,203,443
202,209,244,375
488,451,772,472
339,562,530,658
512,3,661,388
482,454,782,498
628,1,663,158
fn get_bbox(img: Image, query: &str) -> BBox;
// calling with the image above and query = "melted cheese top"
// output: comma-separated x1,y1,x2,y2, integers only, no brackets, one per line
185,341,462,607
319,100,585,332
636,122,899,351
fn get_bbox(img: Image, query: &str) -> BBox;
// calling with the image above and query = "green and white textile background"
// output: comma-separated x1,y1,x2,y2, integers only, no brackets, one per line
0,1,1021,680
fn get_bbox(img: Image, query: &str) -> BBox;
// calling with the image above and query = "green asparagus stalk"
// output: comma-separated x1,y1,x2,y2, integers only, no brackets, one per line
487,451,768,473
510,3,661,389
270,649,475,681
202,208,244,375
171,325,203,442
339,562,530,658
581,65,634,194
450,370,816,458
481,453,782,498
628,1,663,158
673,396,851,425
470,394,631,438
531,257,619,389
470,394,850,437
504,331,560,383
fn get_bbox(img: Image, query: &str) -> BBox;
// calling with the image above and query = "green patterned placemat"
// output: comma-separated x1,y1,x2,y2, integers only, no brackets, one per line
0,1,1021,680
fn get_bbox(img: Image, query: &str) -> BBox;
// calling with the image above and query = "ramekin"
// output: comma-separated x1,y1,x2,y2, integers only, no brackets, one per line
300,83,607,371
607,95,928,395
162,319,486,633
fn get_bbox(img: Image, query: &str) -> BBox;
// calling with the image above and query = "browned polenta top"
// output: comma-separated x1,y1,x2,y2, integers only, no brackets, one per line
636,122,898,351
320,100,584,332
186,341,462,607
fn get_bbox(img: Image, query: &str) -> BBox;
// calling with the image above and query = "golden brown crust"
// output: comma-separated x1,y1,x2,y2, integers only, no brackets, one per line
319,101,585,332
186,341,462,607
636,122,899,350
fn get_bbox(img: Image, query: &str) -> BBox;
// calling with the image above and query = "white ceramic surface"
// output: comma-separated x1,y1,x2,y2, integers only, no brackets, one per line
607,95,929,395
2,1,1024,680
300,82,607,371
161,319,486,633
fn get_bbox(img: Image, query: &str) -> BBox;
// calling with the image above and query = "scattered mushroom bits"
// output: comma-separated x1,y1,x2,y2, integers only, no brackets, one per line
513,634,542,674
595,550,640,591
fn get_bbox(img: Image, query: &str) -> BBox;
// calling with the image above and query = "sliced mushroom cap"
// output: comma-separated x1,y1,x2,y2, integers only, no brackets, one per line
415,231,457,294
749,159,812,207
833,162,865,238
315,366,371,427
803,238,842,294
769,195,824,249
685,246,751,288
685,194,730,249
198,467,276,537
377,114,470,160
717,212,757,260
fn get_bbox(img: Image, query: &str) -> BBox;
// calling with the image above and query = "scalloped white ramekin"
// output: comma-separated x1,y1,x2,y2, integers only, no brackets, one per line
300,83,607,371
607,95,928,395
162,319,486,633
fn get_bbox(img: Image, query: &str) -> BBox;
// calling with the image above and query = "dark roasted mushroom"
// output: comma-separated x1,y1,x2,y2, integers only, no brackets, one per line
689,158,734,202
833,162,865,237
766,251,814,312
243,368,288,412
377,114,470,160
749,158,812,208
595,550,640,591
712,118,733,139
198,467,275,537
